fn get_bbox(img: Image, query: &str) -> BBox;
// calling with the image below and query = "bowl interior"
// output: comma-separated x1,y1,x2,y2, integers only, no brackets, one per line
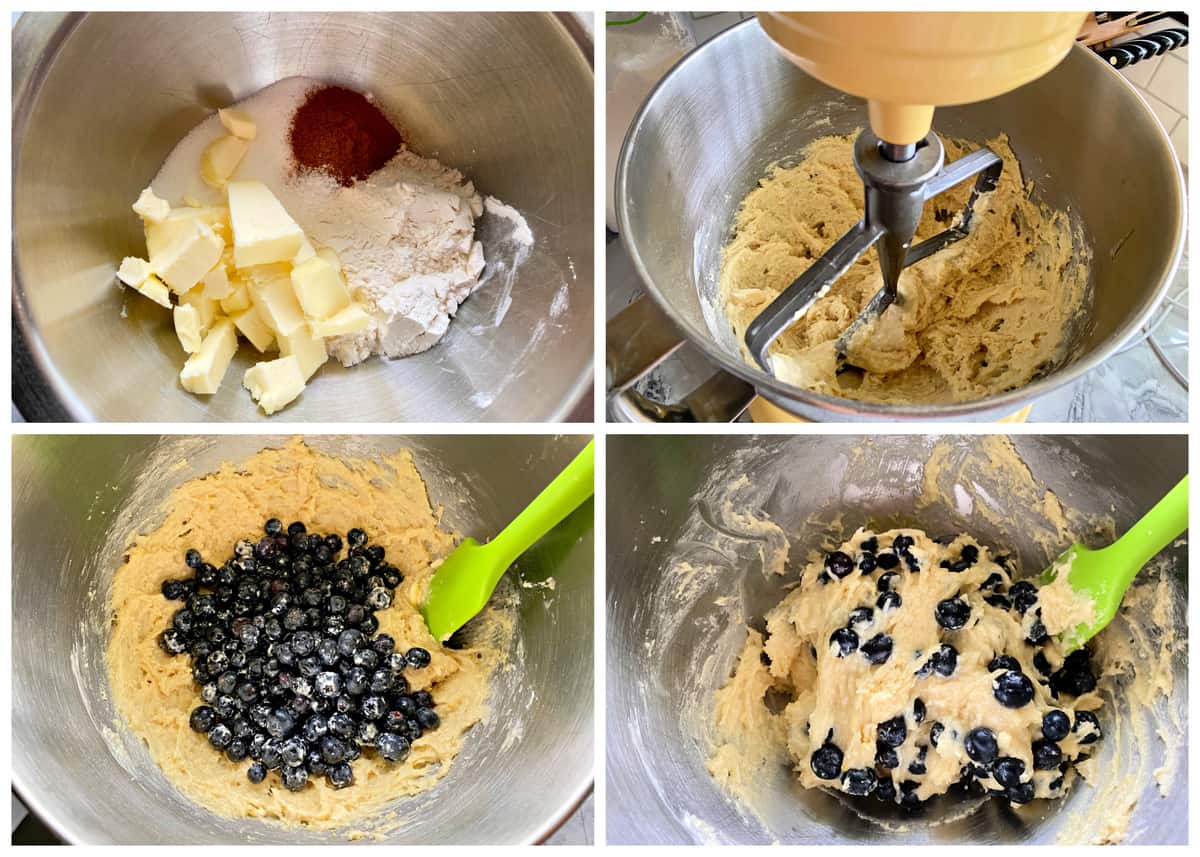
618,21,1184,416
12,435,593,844
606,434,1187,844
14,12,594,422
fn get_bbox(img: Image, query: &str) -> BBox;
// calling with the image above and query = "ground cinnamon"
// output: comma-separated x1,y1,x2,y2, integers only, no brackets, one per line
289,85,402,185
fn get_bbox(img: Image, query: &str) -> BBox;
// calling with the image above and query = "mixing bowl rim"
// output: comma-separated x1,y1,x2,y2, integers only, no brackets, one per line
11,10,595,424
615,18,1187,421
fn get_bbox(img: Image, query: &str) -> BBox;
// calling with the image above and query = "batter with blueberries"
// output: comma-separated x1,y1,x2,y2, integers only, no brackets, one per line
709,527,1102,809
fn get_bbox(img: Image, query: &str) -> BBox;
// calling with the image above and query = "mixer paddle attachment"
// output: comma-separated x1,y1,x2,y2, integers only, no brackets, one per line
744,130,1003,375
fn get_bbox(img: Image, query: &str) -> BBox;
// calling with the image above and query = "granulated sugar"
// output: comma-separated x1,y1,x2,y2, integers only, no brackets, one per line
151,76,532,366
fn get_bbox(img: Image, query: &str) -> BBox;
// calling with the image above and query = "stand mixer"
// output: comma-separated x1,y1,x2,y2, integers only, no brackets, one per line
746,12,1087,375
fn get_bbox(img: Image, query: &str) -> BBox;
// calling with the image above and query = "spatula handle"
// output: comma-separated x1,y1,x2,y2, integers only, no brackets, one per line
488,440,595,571
1108,474,1188,589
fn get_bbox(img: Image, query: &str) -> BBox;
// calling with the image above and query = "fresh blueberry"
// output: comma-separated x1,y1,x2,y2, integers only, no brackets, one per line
876,716,906,748
861,634,893,665
824,551,855,579
934,597,970,630
1033,740,1062,770
964,727,999,763
810,741,843,780
830,627,860,657
1041,709,1070,741
993,670,1034,708
842,768,877,796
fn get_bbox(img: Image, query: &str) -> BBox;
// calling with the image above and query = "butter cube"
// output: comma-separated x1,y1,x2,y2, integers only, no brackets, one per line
233,305,276,353
291,257,351,320
218,107,257,140
253,277,307,337
180,318,237,395
220,280,252,315
201,265,233,301
243,355,306,415
151,220,224,295
293,237,317,265
238,263,292,287
129,274,173,309
279,326,328,380
173,304,205,353
146,207,230,259
316,246,342,271
181,288,221,328
116,256,153,287
132,187,170,223
227,181,305,268
200,135,249,189
308,303,371,337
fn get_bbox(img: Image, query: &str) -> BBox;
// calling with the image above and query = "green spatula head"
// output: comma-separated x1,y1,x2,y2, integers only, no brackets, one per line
421,440,594,642
1039,474,1187,652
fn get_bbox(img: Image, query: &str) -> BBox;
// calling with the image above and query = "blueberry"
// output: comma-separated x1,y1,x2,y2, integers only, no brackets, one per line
1051,649,1097,697
208,723,233,750
876,744,899,769
918,643,958,678
810,742,843,780
964,727,998,763
328,712,355,738
303,716,329,743
1009,581,1038,615
912,698,926,723
226,739,248,762
830,627,859,657
1005,781,1035,804
247,762,267,784
281,764,308,792
877,572,898,592
266,708,296,739
860,537,878,554
265,518,284,537
858,554,877,574
876,591,902,612
877,716,906,748
861,634,893,665
280,737,307,767
979,572,1004,591
930,722,944,747
361,696,386,721
366,588,392,610
1033,652,1053,676
159,628,188,655
993,670,1034,708
315,671,341,698
902,553,920,572
1041,709,1070,741
161,579,191,600
992,756,1025,788
847,607,873,627
842,767,876,796
934,597,970,630
338,629,365,657
988,655,1020,673
824,551,855,579
405,647,432,669
320,735,348,764
416,707,440,730
907,753,926,776
189,705,217,733
377,732,411,762
357,721,379,745
874,779,897,803
261,739,283,770
347,528,367,547
327,762,354,789
1033,740,1062,770
876,552,900,570
892,535,914,552
353,648,380,671
1073,710,1102,744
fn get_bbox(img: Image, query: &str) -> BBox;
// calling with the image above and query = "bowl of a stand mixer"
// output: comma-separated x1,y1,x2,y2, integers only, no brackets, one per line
13,12,593,422
615,20,1185,421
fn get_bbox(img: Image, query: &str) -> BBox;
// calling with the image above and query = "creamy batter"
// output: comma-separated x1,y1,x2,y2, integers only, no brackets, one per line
106,439,511,831
720,133,1090,403
710,527,1101,807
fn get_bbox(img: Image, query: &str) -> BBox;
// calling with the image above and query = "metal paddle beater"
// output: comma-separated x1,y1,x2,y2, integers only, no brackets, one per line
744,129,1003,373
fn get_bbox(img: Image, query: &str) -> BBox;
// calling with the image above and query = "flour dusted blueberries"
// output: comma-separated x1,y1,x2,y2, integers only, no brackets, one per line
713,527,1106,813
162,521,438,791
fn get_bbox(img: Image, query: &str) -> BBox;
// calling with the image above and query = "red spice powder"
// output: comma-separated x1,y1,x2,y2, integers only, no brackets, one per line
289,85,402,186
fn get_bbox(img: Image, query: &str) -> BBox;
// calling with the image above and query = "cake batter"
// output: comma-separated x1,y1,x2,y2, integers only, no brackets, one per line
709,527,1102,807
106,439,511,831
720,133,1090,404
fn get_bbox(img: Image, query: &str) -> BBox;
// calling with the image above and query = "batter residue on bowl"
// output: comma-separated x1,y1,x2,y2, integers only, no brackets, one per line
719,133,1091,404
106,438,513,832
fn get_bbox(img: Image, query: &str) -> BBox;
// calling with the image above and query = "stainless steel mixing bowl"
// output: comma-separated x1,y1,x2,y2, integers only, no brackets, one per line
13,12,594,422
613,20,1186,421
13,435,593,844
607,434,1187,843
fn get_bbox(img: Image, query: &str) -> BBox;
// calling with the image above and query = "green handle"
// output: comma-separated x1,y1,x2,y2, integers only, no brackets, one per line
487,439,595,575
1100,474,1188,591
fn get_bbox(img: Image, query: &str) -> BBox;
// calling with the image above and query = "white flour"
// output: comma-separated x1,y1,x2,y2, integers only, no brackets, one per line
150,76,533,366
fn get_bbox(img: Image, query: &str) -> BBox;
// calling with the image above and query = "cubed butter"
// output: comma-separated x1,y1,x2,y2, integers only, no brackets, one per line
180,318,237,395
279,326,328,380
151,220,224,295
243,355,306,415
316,246,342,271
146,207,230,259
116,256,153,287
200,135,249,189
181,288,221,328
218,107,257,140
238,263,292,286
233,305,276,353
227,181,305,268
130,274,173,309
253,277,307,337
293,237,317,265
308,303,371,337
291,256,351,320
132,187,170,223
201,265,233,301
220,280,252,315
173,304,205,353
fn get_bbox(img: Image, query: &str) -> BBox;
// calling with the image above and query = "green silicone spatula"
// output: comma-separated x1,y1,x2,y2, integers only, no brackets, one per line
421,440,594,642
1039,474,1187,652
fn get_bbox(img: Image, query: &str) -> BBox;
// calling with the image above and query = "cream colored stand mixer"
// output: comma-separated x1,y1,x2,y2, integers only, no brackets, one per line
745,12,1087,377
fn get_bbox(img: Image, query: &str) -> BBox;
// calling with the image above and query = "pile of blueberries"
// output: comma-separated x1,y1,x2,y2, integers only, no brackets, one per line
810,533,1101,808
158,519,440,792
